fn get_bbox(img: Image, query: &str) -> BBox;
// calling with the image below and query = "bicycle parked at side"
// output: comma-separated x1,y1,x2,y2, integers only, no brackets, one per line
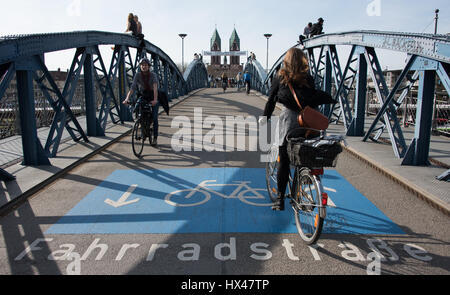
131,97,155,158
265,127,344,244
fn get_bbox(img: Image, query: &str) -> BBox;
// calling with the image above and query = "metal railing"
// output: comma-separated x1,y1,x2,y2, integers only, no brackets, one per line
0,31,209,175
256,30,450,166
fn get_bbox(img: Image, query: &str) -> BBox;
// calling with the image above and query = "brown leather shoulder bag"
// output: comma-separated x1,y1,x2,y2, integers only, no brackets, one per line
288,83,329,131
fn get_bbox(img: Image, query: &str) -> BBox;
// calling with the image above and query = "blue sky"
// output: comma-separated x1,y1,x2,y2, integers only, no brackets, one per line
1,0,449,71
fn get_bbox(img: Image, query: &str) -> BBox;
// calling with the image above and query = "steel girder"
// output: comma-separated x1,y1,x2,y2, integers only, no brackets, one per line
33,55,88,147
183,60,209,93
14,59,51,166
1,60,51,167
0,68,15,172
0,31,206,168
302,30,450,65
44,47,93,157
261,31,450,165
0,63,14,102
109,45,135,122
362,47,409,158
244,59,268,95
401,57,450,165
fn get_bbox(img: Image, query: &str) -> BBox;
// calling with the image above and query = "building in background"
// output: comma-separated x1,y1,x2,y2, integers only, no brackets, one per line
206,28,244,80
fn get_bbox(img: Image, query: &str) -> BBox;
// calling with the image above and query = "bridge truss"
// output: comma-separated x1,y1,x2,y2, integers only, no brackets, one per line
249,31,450,166
0,31,208,178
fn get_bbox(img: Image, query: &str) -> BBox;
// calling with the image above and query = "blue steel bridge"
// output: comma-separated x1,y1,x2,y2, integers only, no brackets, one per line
0,30,449,183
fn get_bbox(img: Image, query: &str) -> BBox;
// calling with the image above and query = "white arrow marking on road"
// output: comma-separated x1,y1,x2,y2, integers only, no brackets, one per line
105,184,140,208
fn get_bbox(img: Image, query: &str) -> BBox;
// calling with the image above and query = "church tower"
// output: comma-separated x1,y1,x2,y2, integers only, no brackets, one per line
229,28,240,66
210,28,221,65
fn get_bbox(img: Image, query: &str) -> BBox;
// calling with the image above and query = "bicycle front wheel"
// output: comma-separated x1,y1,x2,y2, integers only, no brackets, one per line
265,145,279,202
132,120,145,158
294,168,324,245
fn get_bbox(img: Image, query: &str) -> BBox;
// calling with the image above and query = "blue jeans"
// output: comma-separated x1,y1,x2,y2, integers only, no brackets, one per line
135,99,159,138
152,102,160,138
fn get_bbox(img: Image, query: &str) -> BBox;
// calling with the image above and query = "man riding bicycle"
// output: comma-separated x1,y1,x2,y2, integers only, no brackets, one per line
123,58,160,146
243,71,251,94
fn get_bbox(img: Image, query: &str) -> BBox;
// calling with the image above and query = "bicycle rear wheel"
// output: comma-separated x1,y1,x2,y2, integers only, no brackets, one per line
132,120,145,158
265,145,279,202
293,168,324,245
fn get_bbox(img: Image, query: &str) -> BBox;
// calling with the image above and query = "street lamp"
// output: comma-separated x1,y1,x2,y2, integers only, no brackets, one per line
264,34,272,73
432,9,439,134
434,9,439,34
178,33,187,73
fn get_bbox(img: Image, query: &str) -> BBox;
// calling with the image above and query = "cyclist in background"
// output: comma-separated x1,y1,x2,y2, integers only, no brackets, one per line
243,71,251,94
123,58,160,146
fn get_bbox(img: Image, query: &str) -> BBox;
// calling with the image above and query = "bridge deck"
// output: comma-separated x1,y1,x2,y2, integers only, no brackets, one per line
1,88,449,214
0,88,449,275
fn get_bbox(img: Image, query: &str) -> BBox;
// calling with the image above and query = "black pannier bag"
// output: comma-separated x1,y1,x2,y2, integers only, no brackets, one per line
287,134,343,168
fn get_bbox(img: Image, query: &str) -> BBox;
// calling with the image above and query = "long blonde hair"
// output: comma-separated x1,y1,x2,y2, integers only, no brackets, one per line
278,47,310,87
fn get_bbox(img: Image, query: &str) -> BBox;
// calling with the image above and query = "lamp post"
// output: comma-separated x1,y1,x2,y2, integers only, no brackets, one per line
432,9,439,134
434,9,439,34
178,33,187,73
264,34,272,73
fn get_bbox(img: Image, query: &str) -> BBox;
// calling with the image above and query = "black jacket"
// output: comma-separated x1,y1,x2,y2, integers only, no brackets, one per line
158,90,170,115
309,23,323,36
263,74,336,119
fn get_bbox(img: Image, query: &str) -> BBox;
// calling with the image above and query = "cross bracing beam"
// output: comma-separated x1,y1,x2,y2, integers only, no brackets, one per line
369,62,420,142
89,45,123,132
44,47,88,157
325,45,354,128
0,31,208,168
33,55,88,145
0,63,15,101
362,47,409,158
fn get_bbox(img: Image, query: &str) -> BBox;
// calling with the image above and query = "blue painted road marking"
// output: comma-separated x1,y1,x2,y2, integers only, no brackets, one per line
46,168,405,235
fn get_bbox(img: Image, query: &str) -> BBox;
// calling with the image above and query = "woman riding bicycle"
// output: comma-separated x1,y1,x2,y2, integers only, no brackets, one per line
123,58,160,146
261,47,335,211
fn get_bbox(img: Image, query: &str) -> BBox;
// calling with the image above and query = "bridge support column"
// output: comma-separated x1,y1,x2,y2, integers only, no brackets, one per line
348,53,367,136
84,53,104,136
119,53,133,122
16,70,50,166
322,53,332,118
402,70,436,166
